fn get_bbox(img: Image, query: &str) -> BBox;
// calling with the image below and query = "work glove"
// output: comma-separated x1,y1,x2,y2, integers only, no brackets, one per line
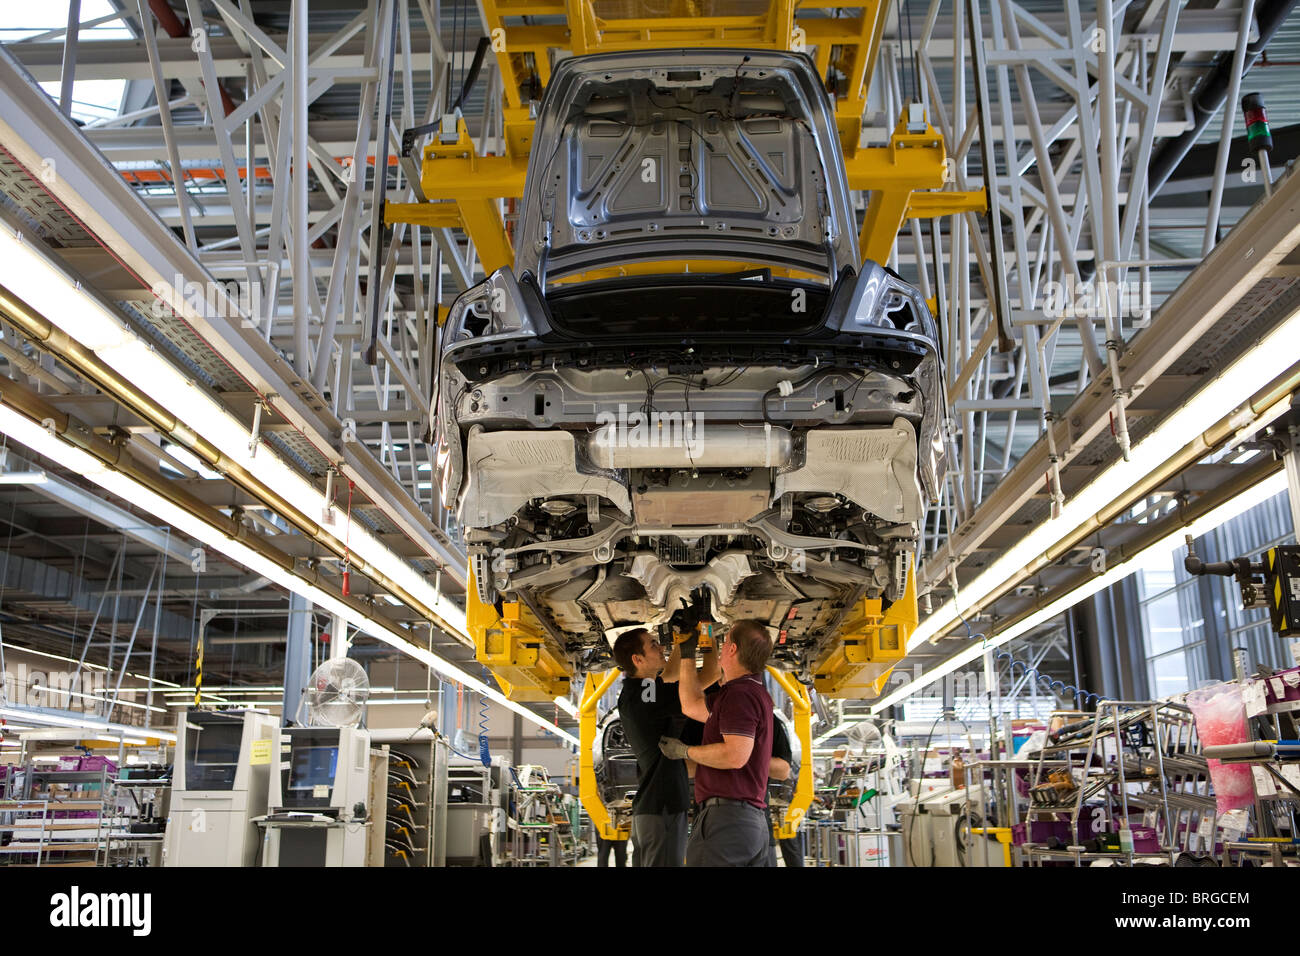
668,597,703,636
690,585,716,623
658,736,690,760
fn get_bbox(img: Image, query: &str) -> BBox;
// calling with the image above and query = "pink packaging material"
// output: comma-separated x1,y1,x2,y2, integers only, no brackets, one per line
1187,683,1254,813
1129,825,1162,853
77,756,117,773
56,756,82,771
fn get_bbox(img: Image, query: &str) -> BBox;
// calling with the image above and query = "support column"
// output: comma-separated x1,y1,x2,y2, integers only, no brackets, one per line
281,592,312,725
59,1,81,117
291,0,311,378
328,612,349,661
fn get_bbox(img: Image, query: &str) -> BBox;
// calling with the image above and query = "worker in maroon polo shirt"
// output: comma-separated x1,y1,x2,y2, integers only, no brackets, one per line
659,617,774,867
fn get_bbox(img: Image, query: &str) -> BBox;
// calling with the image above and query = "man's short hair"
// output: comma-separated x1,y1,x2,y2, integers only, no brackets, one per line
612,628,652,674
727,619,772,674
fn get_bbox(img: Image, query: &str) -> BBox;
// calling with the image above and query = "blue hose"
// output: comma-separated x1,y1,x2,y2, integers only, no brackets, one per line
478,671,491,767
993,648,1101,709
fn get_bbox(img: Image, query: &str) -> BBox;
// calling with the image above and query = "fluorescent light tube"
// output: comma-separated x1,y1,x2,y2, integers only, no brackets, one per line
875,471,1289,715
0,470,47,484
912,308,1300,652
0,403,577,746
0,224,465,642
0,706,176,742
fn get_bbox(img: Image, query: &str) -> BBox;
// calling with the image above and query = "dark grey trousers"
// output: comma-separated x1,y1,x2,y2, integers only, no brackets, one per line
597,837,627,867
686,802,770,867
631,811,686,867
766,829,806,867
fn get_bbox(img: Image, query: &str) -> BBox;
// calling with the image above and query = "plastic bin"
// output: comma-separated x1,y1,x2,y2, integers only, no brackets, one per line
1187,682,1254,813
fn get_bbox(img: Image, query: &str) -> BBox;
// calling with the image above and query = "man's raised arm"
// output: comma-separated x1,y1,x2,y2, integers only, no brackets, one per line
676,631,708,723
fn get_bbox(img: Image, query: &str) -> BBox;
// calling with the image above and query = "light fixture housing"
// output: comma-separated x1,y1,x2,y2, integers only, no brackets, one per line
0,223,465,642
0,403,578,746
910,311,1300,654
873,471,1289,716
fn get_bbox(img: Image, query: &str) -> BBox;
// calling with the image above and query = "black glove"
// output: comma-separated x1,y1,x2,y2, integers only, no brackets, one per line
691,586,716,623
658,736,690,760
669,602,700,658
668,596,702,635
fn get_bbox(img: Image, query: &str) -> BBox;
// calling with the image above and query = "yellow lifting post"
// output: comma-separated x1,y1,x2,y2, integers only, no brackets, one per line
465,566,573,701
811,553,917,698
578,669,629,840
565,0,602,55
847,110,948,265
384,116,521,274
766,666,814,840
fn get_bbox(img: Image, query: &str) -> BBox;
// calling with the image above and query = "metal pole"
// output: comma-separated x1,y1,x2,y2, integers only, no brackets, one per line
136,0,197,250
106,559,160,722
59,0,82,117
311,0,390,390
281,592,313,724
1096,0,1122,334
144,533,169,730
329,612,349,661
291,0,311,378
1203,0,1257,255
246,61,257,236
363,1,401,366
71,542,123,689
1284,425,1300,540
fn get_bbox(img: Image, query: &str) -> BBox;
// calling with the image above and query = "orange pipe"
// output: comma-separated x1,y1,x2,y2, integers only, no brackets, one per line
121,156,401,184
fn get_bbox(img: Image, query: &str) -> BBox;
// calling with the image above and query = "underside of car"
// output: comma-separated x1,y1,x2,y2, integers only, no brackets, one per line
432,50,946,683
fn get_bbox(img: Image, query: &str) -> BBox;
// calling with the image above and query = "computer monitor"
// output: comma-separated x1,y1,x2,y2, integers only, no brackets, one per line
288,746,339,792
184,714,246,790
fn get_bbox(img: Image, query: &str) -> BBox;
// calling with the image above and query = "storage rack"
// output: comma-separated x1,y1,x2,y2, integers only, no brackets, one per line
1020,701,1205,866
102,766,171,867
807,750,899,867
1204,674,1300,865
445,760,502,866
369,730,450,867
0,763,115,867
506,768,579,867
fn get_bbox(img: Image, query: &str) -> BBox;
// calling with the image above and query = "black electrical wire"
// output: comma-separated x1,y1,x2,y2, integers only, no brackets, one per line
761,366,869,424
906,712,945,866
452,36,492,113
904,0,920,107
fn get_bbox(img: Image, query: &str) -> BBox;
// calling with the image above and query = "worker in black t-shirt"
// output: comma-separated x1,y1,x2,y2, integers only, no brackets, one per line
611,621,717,866
767,717,805,867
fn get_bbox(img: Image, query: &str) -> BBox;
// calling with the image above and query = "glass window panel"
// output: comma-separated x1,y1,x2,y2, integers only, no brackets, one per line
1149,650,1191,699
1138,559,1176,600
1185,642,1211,690
1141,587,1203,656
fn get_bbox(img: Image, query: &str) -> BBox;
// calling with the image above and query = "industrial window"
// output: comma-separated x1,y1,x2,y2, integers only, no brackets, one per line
1137,558,1209,699
1137,488,1294,696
